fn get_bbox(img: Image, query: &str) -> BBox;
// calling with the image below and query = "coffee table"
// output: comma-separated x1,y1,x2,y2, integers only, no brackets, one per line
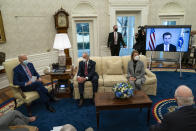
95,90,152,128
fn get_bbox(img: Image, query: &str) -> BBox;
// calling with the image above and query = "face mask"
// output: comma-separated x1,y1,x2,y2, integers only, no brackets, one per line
134,55,139,61
114,28,118,32
23,60,28,65
83,58,87,62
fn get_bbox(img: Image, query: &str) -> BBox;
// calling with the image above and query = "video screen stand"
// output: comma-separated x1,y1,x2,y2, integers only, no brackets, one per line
149,51,182,78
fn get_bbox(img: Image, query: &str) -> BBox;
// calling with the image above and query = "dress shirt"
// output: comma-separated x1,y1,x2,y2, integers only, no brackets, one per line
114,32,118,45
21,64,32,86
21,64,31,80
85,60,89,80
164,44,170,51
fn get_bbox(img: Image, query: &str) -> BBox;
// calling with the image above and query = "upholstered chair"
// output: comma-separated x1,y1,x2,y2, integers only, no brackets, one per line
3,58,52,116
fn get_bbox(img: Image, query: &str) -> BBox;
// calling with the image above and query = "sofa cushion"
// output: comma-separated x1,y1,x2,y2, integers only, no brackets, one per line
102,56,123,75
106,60,123,75
90,57,102,75
103,75,127,87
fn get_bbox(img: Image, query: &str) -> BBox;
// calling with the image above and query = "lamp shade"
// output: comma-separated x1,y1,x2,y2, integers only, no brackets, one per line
53,33,71,50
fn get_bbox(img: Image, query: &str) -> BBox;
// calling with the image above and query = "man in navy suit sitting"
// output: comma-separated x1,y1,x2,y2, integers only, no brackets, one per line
77,52,99,106
150,85,196,131
13,55,56,113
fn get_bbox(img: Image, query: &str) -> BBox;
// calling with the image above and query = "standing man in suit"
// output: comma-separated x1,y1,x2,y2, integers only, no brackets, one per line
0,110,36,131
150,85,196,131
107,25,127,56
77,52,99,106
155,32,176,52
13,55,56,113
127,50,146,90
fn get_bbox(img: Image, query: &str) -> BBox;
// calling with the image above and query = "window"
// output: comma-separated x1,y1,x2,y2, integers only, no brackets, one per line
162,21,176,25
76,23,90,57
117,16,135,56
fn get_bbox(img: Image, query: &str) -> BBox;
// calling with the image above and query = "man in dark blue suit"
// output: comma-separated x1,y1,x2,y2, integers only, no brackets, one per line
155,32,176,52
77,52,99,106
107,25,127,56
13,55,55,112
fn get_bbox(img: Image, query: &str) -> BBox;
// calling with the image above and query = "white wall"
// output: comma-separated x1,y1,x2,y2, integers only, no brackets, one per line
0,0,110,60
0,0,196,88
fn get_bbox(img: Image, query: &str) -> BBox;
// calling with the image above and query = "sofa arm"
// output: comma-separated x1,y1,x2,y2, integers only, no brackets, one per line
9,84,19,88
145,69,156,77
73,74,78,81
10,84,26,99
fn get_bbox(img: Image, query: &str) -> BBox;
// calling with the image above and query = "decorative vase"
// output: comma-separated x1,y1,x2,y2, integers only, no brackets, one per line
113,82,134,99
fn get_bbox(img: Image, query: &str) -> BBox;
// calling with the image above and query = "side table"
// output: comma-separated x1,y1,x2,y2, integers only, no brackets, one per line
46,70,72,98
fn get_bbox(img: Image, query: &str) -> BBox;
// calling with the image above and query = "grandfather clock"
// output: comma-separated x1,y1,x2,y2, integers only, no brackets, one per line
54,8,72,68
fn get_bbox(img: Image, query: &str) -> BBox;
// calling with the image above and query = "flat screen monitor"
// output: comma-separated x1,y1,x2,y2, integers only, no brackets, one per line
145,25,191,52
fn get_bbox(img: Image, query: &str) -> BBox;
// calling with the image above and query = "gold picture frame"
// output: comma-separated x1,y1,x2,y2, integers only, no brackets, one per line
0,11,6,43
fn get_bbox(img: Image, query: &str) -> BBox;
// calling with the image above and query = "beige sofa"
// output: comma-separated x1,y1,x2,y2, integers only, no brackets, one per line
73,55,157,99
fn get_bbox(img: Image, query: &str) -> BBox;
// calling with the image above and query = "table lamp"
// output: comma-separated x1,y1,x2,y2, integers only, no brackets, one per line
53,33,71,67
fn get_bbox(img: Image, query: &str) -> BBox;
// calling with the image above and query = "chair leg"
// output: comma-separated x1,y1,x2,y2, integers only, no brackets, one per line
25,103,32,117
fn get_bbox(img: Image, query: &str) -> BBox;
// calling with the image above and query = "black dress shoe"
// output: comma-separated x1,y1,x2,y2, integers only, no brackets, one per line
50,97,60,102
46,105,56,112
78,99,84,107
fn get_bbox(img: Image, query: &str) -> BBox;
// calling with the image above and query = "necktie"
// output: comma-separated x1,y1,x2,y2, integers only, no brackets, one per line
165,45,168,51
85,62,88,76
114,32,117,45
25,65,32,78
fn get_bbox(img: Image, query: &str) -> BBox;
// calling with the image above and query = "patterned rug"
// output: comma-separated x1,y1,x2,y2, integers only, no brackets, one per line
152,98,178,122
0,98,15,113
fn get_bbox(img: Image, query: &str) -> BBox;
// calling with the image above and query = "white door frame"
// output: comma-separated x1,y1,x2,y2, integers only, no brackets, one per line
72,17,99,65
109,4,149,32
116,12,141,46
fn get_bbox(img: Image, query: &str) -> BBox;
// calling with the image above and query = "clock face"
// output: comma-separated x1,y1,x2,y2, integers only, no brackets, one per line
58,13,67,27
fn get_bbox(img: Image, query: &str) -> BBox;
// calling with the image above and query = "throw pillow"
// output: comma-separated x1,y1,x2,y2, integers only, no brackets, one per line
106,59,123,75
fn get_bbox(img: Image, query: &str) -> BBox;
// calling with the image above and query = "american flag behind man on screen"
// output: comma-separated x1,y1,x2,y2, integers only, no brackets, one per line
148,28,156,50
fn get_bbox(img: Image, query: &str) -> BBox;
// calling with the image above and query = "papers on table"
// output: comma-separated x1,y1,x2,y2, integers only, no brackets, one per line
31,76,37,82
51,126,63,131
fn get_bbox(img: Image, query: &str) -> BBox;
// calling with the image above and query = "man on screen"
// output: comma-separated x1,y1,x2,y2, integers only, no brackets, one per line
155,32,176,52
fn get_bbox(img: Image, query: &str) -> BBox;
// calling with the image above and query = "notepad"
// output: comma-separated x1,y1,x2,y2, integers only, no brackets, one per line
31,76,37,82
